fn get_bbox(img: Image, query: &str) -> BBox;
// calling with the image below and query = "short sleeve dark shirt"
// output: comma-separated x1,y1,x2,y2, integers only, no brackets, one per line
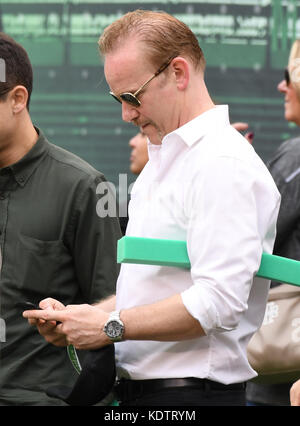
0,128,121,405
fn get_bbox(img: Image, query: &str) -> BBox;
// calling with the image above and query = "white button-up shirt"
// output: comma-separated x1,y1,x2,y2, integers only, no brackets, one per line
116,105,280,384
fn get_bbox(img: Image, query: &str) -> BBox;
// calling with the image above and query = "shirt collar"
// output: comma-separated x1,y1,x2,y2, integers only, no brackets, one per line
147,139,162,162
0,127,49,187
163,105,230,147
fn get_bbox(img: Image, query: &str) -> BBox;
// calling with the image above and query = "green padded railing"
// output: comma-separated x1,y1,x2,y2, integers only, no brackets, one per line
117,236,300,287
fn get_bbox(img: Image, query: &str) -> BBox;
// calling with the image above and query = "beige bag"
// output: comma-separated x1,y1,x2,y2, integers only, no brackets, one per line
247,284,300,384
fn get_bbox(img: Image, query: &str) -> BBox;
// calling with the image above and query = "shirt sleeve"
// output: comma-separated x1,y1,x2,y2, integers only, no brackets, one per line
67,173,122,303
181,156,276,335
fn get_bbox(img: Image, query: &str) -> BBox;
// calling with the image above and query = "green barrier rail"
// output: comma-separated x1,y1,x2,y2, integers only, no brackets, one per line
117,236,300,287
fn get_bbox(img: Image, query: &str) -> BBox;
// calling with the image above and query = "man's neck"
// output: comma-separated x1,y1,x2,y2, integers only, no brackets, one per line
0,120,38,169
177,78,215,130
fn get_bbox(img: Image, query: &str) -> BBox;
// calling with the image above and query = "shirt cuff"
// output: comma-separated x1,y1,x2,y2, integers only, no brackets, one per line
181,285,227,335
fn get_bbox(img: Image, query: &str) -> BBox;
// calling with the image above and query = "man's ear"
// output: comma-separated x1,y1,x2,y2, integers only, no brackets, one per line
10,85,28,114
171,57,189,91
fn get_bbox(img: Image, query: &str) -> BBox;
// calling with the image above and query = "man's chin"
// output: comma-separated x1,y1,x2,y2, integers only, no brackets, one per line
142,125,162,145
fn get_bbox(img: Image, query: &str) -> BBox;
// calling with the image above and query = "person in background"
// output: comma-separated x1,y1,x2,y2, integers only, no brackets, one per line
129,130,148,175
246,39,300,407
0,33,121,405
25,10,280,406
119,130,148,234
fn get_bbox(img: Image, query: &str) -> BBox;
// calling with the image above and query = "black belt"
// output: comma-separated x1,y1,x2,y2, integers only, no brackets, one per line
115,377,245,402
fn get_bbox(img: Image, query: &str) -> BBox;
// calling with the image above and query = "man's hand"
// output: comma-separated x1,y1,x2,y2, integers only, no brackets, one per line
290,379,300,405
231,122,254,144
24,298,68,347
23,303,111,350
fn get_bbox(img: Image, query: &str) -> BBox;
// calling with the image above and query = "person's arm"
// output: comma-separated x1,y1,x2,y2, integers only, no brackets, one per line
24,152,276,349
24,294,205,350
25,173,121,345
267,152,300,258
120,294,205,342
68,173,121,303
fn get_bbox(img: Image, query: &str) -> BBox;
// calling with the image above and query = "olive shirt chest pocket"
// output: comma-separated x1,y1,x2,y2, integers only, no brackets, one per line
14,233,70,294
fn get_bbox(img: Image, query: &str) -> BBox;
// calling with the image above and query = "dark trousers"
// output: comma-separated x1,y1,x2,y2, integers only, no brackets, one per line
116,379,246,406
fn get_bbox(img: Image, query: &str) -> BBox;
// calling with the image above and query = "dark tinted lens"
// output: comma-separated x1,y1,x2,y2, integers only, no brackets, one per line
109,91,122,104
285,68,290,85
120,93,141,107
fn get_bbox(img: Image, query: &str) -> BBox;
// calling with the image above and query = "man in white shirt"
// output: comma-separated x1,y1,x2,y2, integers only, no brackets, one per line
25,10,280,406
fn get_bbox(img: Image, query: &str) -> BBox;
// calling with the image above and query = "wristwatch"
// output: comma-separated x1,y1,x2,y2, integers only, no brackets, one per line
103,310,125,342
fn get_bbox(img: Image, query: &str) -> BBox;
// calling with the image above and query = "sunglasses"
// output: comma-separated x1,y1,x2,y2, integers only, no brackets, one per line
109,56,176,107
285,68,290,85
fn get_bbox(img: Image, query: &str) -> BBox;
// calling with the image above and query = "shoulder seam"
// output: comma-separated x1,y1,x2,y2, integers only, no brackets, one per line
46,143,103,178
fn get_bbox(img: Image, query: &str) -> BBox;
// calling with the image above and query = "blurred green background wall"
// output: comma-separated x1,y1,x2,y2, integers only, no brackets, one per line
0,0,298,187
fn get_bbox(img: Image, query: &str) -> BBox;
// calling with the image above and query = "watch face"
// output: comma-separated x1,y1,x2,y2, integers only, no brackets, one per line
106,320,124,339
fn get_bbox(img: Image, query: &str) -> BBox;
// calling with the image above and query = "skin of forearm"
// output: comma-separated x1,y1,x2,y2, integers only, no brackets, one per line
121,293,206,342
24,294,205,349
94,294,116,312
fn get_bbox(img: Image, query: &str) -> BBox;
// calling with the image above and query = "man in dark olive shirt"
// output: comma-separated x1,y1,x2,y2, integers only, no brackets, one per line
0,33,121,405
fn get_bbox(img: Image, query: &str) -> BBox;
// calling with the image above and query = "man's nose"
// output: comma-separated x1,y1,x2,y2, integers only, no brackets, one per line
122,102,139,123
277,79,287,93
